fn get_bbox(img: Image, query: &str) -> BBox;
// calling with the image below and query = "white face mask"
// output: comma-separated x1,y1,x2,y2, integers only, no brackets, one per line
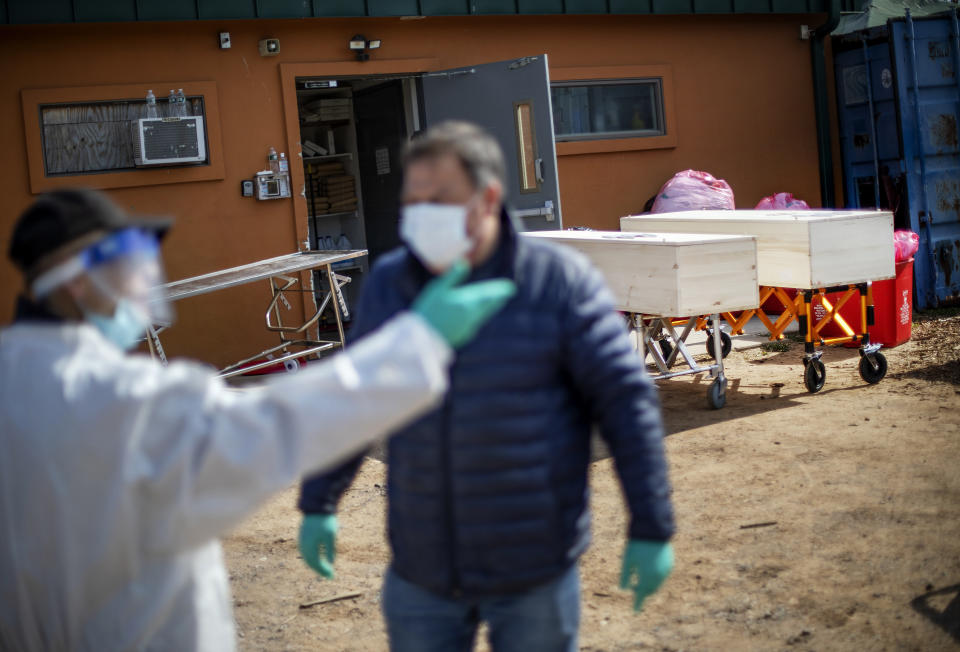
400,202,473,272
86,299,149,351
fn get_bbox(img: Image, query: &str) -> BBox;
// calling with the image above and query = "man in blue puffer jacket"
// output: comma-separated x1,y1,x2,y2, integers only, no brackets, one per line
299,121,675,652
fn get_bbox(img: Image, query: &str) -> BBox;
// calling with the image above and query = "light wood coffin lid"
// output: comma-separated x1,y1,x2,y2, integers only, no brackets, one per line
620,210,895,288
525,230,759,315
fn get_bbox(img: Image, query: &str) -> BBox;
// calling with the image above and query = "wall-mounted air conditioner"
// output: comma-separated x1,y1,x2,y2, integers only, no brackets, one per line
133,116,206,166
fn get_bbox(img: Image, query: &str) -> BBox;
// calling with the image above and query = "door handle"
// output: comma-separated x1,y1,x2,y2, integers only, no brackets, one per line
535,158,545,183
513,200,555,222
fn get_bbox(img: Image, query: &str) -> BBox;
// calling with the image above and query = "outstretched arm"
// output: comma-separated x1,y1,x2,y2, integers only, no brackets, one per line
132,311,451,555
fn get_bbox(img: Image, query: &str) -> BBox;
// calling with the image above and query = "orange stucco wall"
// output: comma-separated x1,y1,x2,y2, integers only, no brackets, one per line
0,14,839,367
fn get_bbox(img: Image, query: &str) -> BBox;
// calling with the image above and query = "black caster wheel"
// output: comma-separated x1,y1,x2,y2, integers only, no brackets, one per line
858,352,887,384
658,339,674,361
803,358,826,393
705,330,732,360
707,376,727,409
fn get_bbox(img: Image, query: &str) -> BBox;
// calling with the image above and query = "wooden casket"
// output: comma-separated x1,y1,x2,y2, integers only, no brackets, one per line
525,230,759,316
620,210,895,289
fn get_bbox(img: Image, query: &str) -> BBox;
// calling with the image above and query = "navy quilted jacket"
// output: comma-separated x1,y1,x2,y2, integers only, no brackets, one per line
300,209,674,597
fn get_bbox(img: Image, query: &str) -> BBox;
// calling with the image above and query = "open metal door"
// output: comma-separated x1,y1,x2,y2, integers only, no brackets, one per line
421,55,562,231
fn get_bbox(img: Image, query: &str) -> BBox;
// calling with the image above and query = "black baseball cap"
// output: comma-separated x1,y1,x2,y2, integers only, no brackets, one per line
8,188,172,273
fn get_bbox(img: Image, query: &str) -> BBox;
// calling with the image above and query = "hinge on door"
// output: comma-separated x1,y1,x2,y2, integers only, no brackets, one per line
508,56,539,70
423,68,476,78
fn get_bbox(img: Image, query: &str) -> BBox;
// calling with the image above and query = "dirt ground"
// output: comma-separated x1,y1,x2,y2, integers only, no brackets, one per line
223,310,960,651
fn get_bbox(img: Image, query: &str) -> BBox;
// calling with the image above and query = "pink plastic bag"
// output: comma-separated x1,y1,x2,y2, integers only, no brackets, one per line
651,170,735,213
755,192,811,210
894,230,919,262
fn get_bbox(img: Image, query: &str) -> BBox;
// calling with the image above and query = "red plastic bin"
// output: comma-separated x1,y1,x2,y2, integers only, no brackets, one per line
813,258,913,347
761,287,799,314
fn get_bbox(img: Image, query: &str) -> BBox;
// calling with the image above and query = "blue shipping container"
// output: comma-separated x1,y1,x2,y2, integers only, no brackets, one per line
834,10,960,309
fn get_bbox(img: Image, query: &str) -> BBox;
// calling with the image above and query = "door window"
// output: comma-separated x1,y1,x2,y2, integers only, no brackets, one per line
514,100,540,193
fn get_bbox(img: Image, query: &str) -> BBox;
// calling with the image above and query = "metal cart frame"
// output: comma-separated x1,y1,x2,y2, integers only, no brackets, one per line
626,312,728,409
706,283,887,393
148,250,367,378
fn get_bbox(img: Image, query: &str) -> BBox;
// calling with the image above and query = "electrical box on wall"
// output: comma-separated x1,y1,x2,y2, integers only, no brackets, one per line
255,171,290,200
259,38,280,56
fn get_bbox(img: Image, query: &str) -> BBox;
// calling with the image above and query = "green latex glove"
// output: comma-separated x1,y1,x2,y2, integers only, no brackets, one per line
620,540,674,612
412,259,517,349
299,514,338,579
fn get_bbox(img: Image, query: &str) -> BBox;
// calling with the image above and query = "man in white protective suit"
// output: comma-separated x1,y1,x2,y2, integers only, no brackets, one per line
0,188,516,651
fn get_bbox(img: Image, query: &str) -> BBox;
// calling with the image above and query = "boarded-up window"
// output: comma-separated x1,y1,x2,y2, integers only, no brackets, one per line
40,96,206,176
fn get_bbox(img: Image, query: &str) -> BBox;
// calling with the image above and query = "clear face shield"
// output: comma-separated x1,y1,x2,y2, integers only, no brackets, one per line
31,228,173,347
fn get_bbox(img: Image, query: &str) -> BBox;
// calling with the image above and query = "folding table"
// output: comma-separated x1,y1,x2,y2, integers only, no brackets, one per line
150,250,367,378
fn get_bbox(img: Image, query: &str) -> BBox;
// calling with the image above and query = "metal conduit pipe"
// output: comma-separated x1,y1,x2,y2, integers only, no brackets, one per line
861,35,882,209
810,0,842,208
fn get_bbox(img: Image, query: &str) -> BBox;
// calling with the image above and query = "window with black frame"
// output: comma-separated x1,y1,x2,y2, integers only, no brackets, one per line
551,79,665,141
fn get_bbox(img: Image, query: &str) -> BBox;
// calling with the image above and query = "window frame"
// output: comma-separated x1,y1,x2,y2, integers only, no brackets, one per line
39,96,209,177
550,65,677,157
21,81,224,193
552,78,665,142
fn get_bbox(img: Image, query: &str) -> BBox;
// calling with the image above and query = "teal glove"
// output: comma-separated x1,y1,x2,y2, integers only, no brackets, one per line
299,514,338,579
412,259,517,348
620,540,674,611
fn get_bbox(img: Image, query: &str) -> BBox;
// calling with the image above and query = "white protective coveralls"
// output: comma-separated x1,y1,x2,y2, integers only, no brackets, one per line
0,312,450,651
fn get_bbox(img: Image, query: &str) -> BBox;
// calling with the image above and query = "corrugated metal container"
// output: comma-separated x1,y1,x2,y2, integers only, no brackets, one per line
834,10,960,308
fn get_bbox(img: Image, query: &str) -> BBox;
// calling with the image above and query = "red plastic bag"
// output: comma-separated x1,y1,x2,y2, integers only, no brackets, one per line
755,192,811,210
894,229,919,262
651,170,735,213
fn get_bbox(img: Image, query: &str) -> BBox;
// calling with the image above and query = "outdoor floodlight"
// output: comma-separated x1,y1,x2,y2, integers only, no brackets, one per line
348,34,381,61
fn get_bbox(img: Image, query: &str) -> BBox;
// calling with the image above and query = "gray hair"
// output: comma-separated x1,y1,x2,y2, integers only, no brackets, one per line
403,121,506,191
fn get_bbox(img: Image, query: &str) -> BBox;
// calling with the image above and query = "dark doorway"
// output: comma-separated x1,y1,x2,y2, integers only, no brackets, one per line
354,81,407,265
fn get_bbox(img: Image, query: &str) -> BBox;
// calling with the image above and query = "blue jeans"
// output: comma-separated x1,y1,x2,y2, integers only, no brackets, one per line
381,564,580,652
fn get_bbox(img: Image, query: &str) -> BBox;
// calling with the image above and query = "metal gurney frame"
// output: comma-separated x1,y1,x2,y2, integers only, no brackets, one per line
705,282,887,393
619,210,896,395
626,312,729,409
149,249,367,378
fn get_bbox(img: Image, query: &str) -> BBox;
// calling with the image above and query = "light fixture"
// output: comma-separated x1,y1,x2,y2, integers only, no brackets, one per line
348,34,380,61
